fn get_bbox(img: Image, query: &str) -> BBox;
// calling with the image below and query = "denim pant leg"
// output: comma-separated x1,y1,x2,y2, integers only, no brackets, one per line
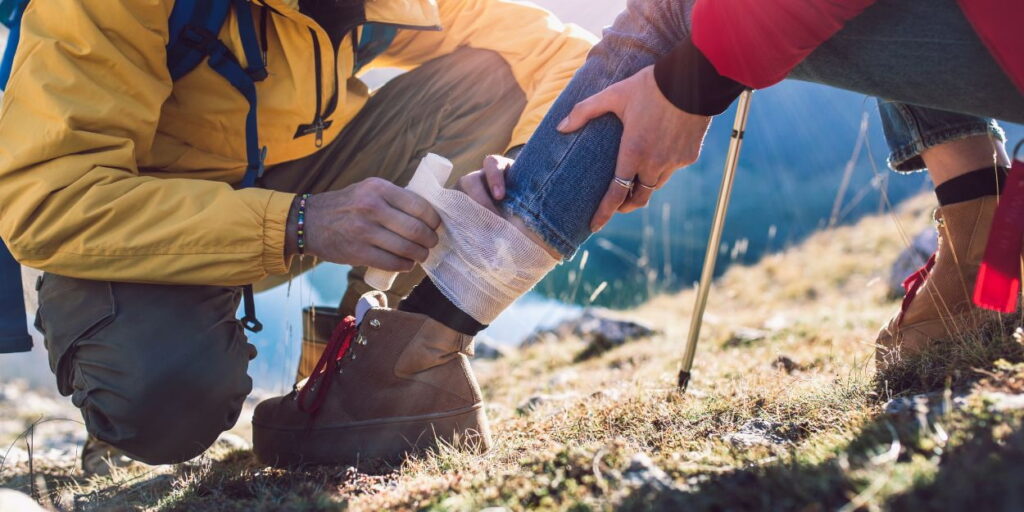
877,100,1005,172
786,0,1016,173
503,0,692,258
790,0,1024,124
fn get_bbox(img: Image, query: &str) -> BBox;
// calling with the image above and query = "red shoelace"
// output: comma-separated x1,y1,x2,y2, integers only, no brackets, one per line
296,315,358,417
898,253,936,326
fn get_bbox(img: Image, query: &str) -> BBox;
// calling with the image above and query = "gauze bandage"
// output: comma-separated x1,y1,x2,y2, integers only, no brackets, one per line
366,154,559,325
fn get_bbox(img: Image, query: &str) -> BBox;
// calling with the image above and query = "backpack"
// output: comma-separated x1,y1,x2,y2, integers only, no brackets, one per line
0,0,269,354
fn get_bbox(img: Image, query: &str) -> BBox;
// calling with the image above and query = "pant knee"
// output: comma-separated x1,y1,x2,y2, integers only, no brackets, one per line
81,367,251,465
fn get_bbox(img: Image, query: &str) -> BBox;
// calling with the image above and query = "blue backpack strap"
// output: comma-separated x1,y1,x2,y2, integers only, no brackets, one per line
231,0,267,81
166,0,267,332
354,23,398,73
0,243,30,354
0,0,30,90
0,0,31,353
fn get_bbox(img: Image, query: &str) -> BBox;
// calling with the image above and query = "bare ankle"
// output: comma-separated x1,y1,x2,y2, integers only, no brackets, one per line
923,135,1010,186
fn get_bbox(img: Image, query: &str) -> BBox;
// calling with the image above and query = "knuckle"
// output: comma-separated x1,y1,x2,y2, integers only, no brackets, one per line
360,177,383,191
352,196,377,214
417,223,437,244
413,201,433,221
373,176,392,188
351,219,375,239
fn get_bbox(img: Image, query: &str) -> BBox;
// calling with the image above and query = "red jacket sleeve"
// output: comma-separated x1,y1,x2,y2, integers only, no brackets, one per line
692,0,877,89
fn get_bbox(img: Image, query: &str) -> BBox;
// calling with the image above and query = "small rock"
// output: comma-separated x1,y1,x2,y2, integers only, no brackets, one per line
984,392,1024,411
1,446,29,465
574,310,660,360
0,381,26,403
548,370,577,387
723,419,799,447
519,331,561,348
622,453,679,492
520,310,659,361
474,337,510,360
882,391,970,432
889,228,938,298
771,356,801,374
214,432,251,452
590,388,622,402
0,489,45,512
516,393,577,415
763,314,791,331
723,327,769,348
883,391,967,418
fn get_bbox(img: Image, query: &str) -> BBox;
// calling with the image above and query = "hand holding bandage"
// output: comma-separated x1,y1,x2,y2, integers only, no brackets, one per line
366,154,454,291
367,154,559,324
291,170,441,272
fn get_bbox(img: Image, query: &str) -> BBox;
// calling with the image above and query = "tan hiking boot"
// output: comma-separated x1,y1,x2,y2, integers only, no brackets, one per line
876,196,1007,368
252,293,490,468
82,435,135,477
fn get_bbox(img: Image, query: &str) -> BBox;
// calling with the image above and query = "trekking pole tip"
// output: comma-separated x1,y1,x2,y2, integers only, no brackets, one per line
677,370,691,392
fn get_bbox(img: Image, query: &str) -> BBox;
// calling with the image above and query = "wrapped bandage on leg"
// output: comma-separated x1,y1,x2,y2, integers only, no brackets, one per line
404,155,559,325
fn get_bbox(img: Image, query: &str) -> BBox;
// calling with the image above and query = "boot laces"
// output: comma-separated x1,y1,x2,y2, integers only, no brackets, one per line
898,252,937,325
296,315,358,416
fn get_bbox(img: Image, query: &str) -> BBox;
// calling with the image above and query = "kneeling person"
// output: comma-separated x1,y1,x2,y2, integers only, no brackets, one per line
0,0,593,473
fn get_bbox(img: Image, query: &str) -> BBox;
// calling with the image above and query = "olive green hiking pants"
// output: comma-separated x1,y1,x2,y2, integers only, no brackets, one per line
36,48,525,465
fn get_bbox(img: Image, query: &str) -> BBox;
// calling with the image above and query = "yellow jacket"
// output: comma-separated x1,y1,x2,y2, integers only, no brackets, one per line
0,0,594,286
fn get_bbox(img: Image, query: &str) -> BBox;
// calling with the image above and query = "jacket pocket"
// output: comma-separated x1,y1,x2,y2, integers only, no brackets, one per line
36,274,116,396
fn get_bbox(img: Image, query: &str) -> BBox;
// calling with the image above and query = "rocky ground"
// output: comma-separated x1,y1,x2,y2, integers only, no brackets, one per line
3,194,1024,511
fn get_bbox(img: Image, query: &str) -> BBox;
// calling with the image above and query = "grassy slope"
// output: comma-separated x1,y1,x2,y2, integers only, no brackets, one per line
4,194,1024,511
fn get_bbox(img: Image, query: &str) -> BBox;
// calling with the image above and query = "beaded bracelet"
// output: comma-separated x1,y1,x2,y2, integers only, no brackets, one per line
297,193,311,255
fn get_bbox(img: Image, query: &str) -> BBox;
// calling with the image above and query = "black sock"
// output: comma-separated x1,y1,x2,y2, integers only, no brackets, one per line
399,278,487,335
934,166,1009,206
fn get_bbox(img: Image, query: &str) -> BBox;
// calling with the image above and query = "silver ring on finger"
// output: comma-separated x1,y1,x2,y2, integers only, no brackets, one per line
637,180,657,191
613,176,635,190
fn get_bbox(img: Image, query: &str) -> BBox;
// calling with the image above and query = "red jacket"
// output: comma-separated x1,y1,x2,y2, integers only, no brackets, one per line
654,0,1023,116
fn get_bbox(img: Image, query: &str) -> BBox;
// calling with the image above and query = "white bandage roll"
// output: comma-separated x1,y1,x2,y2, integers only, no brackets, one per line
364,153,454,291
415,167,559,325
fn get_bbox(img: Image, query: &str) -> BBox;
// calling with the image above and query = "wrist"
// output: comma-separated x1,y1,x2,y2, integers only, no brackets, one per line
652,38,746,116
285,195,301,258
286,193,313,258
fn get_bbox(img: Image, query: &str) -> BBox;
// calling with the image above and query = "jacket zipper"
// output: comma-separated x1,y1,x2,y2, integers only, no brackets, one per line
294,27,334,147
309,27,326,147
259,6,270,64
293,16,441,146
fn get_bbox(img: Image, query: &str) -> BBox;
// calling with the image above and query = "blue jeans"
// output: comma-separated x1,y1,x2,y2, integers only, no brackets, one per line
503,0,1022,258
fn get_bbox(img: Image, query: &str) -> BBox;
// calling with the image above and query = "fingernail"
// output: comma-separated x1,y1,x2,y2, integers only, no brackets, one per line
557,117,569,131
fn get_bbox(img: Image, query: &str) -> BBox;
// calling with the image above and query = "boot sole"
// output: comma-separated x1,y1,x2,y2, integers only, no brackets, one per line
252,404,491,468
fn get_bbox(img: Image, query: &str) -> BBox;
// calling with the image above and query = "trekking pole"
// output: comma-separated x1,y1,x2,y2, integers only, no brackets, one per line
678,89,754,392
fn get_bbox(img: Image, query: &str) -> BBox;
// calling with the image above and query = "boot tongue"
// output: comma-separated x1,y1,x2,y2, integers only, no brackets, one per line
355,291,388,324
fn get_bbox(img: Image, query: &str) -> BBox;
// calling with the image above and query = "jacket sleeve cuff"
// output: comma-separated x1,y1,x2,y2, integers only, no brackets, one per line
261,190,296,276
653,37,747,116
